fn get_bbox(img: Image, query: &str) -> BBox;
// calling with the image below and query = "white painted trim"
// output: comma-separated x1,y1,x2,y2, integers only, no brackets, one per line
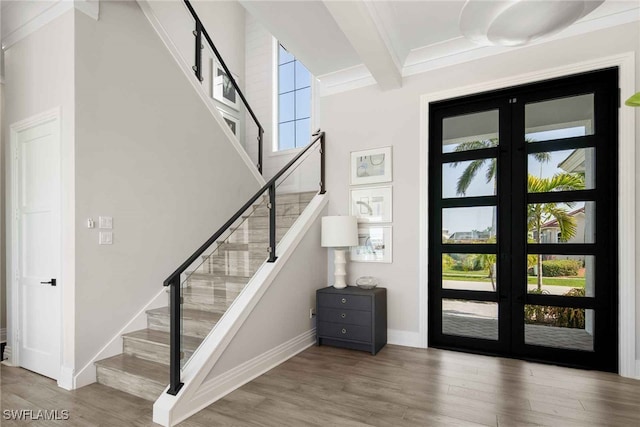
419,52,636,377
181,329,315,422
9,107,62,377
636,360,640,380
0,328,6,343
73,288,168,389
2,347,12,364
318,10,640,96
1,0,99,50
58,365,74,390
387,329,422,348
136,0,265,187
153,193,328,427
317,64,377,97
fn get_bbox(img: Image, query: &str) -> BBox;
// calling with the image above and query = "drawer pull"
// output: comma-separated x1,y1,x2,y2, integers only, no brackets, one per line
341,313,346,319
341,328,347,334
341,298,347,304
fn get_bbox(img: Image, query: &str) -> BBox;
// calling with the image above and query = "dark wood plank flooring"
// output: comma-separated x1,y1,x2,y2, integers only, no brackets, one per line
2,345,640,426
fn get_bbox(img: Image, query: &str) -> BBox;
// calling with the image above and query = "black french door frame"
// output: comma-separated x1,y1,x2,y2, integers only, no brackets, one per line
428,68,619,372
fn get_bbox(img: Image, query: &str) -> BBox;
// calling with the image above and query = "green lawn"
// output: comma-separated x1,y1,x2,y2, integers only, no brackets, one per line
442,269,585,288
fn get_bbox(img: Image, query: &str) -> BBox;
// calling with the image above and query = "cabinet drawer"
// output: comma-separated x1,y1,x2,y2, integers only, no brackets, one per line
317,322,371,343
317,293,371,311
318,308,371,326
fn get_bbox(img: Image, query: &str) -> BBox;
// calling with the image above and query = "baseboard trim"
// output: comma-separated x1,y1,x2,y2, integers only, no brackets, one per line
3,346,12,364
0,328,6,343
73,288,167,389
58,365,75,390
175,329,316,424
636,360,640,380
387,329,424,348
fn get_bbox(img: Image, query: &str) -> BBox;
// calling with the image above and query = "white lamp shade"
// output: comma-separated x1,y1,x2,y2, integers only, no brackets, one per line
321,216,358,248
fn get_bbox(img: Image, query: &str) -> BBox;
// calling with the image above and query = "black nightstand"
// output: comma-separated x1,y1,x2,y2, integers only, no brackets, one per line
316,286,387,355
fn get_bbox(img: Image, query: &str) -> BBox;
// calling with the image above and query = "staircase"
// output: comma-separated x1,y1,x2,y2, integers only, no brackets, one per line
93,191,316,401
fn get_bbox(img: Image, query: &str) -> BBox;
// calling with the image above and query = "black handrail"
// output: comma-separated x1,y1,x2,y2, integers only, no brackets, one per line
165,130,325,395
183,0,264,174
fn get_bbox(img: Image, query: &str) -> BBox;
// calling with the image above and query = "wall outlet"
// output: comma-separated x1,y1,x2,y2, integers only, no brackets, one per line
309,308,315,319
99,216,113,229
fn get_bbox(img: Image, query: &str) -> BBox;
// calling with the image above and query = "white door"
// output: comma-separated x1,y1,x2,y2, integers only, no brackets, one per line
13,115,61,380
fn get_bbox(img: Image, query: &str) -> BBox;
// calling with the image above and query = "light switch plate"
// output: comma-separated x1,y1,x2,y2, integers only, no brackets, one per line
99,216,113,229
99,232,113,245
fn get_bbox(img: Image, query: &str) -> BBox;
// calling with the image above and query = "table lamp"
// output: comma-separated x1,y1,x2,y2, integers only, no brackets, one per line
321,216,358,289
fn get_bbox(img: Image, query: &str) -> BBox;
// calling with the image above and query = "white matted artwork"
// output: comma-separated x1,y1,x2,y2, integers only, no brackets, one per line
212,61,240,111
351,146,392,185
217,108,239,136
351,226,392,263
350,185,392,223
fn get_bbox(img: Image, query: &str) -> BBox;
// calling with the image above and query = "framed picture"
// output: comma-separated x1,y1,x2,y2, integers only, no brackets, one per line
350,185,392,223
217,108,239,137
213,61,240,111
351,226,392,263
350,146,392,185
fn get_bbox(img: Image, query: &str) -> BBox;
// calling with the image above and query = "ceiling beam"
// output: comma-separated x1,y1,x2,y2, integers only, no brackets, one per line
322,0,402,91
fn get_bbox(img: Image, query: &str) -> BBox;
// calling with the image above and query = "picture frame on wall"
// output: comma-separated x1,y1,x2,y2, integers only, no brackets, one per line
350,146,392,185
217,108,239,137
351,226,392,263
349,185,392,223
212,61,240,111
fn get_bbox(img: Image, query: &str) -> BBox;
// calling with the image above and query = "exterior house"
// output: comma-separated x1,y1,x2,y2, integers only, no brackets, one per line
1,1,639,425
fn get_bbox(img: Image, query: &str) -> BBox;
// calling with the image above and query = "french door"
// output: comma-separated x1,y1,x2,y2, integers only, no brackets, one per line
428,68,618,372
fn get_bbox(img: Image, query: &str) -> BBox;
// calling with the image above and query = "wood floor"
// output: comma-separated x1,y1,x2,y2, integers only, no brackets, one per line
2,344,640,426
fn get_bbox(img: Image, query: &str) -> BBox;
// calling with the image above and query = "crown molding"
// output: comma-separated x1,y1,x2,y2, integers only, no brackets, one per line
318,6,640,96
1,0,99,51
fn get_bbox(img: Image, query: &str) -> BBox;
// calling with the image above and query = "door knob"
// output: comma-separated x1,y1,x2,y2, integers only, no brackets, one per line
40,278,56,286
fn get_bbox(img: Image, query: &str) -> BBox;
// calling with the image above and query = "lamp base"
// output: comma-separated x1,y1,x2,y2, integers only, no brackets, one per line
332,249,348,289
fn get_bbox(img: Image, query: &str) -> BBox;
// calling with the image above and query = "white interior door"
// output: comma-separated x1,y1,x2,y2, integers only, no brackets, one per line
14,115,61,380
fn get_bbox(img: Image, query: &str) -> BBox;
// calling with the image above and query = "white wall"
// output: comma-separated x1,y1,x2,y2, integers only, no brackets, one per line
73,1,260,372
320,22,640,354
244,12,321,193
204,202,327,381
3,9,76,370
146,0,249,151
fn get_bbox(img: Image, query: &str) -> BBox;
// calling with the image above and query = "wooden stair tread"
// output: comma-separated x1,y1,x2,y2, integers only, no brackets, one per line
147,306,225,322
122,328,202,351
95,354,167,386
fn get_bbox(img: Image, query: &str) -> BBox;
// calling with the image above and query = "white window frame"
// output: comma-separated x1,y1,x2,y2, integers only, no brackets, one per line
271,38,318,156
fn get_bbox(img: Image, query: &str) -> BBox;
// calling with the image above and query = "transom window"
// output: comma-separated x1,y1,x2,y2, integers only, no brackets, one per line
277,44,311,151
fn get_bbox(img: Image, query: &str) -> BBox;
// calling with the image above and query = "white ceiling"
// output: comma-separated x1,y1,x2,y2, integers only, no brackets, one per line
240,0,640,93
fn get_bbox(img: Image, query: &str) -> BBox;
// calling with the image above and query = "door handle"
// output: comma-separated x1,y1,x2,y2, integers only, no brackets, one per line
40,278,57,287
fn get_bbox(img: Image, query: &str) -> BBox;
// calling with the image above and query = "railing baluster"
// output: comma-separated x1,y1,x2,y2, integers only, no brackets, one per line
193,21,203,82
320,132,326,195
167,277,184,395
258,128,264,174
268,184,277,262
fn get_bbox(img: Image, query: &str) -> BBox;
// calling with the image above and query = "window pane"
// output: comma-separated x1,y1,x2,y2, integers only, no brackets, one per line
442,110,499,153
295,87,311,120
527,201,594,244
443,159,496,198
525,94,594,143
443,206,496,243
443,299,498,340
278,62,294,94
278,45,294,65
295,118,311,148
527,255,594,298
525,306,594,351
528,148,595,191
295,61,311,89
279,122,295,151
442,254,497,292
279,93,294,123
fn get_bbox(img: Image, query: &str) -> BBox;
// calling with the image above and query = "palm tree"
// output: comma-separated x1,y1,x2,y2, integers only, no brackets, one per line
528,173,585,290
464,239,497,290
451,139,550,197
